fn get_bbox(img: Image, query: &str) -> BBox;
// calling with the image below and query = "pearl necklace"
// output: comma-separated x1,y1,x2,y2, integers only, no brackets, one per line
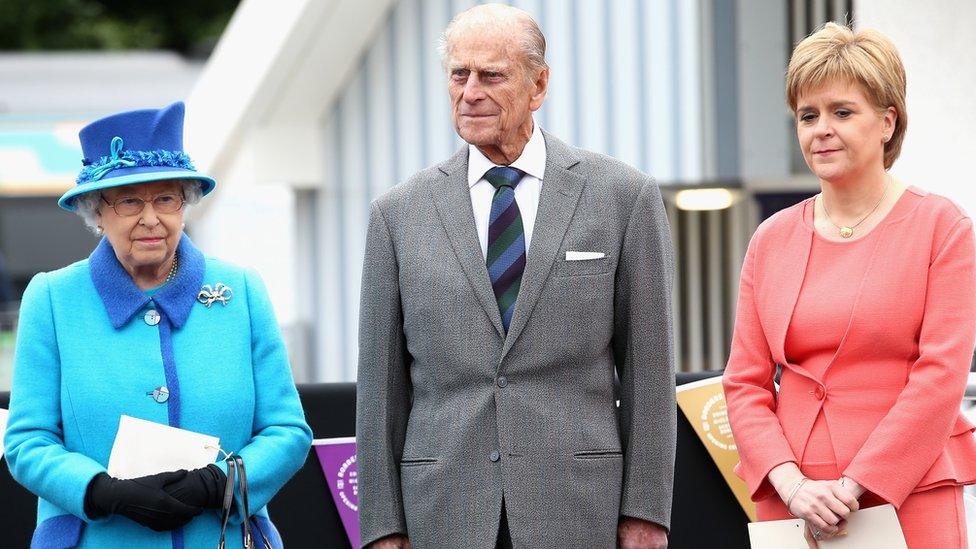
165,256,179,283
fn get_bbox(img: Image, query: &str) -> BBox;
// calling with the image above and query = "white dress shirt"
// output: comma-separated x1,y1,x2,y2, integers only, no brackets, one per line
467,121,546,259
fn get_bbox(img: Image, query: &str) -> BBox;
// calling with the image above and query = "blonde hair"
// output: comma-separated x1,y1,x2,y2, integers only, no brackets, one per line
786,22,907,169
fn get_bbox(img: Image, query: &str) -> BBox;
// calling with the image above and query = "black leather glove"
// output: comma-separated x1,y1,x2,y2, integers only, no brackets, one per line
163,464,227,509
83,470,203,531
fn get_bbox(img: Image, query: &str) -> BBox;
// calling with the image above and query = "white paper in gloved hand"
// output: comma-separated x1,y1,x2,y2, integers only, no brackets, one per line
107,415,219,479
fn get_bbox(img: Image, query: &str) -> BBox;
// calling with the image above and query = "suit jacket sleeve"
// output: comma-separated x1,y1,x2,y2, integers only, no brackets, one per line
356,201,411,547
3,272,107,521
844,216,976,507
613,180,678,530
722,233,798,501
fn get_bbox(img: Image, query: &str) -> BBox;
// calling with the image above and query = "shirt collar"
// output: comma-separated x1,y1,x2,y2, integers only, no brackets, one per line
467,120,547,188
90,233,206,329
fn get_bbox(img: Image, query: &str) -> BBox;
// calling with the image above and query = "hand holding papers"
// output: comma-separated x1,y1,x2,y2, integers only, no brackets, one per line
748,504,906,548
107,415,219,479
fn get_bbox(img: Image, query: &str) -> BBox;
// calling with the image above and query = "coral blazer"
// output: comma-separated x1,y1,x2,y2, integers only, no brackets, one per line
723,187,976,508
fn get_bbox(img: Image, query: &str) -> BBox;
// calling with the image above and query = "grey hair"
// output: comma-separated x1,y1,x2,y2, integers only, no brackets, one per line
438,4,548,78
74,179,205,234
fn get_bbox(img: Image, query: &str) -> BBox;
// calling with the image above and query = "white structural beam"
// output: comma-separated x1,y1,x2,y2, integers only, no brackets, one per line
736,0,790,180
184,0,396,188
264,0,399,126
180,0,393,368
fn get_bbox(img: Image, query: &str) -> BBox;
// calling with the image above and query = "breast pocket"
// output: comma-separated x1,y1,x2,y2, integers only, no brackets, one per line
553,255,613,277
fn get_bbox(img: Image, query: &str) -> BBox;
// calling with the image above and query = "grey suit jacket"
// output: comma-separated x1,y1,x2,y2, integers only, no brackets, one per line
356,132,676,549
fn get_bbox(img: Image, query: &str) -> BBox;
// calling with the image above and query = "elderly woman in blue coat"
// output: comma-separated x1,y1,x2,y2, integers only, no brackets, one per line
3,102,312,548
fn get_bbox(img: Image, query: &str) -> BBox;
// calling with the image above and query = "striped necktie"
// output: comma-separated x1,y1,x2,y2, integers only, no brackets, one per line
484,166,527,332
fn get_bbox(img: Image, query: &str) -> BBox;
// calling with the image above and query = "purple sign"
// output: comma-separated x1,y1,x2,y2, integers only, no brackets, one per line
313,437,359,548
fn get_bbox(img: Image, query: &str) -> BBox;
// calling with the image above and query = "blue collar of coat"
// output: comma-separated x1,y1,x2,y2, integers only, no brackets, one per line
89,233,205,329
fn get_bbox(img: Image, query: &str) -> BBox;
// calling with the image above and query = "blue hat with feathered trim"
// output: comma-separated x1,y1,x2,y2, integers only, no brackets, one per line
58,101,216,211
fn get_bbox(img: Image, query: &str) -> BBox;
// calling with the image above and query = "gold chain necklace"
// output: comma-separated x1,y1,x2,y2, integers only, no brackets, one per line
820,179,889,239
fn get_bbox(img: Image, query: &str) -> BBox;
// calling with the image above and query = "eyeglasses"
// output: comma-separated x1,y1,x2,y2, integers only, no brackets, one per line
101,192,185,217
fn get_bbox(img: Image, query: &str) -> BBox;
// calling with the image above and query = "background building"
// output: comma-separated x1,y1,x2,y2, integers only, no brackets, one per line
2,0,974,387
185,0,785,381
180,0,850,381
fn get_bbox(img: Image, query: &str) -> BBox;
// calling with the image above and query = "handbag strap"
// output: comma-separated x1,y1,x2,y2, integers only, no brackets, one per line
217,457,237,549
217,455,274,549
235,456,253,548
235,456,273,549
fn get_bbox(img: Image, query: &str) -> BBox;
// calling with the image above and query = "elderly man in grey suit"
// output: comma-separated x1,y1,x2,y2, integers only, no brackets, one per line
357,4,675,549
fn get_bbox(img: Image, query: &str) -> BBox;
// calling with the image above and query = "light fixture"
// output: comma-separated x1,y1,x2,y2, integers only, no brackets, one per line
674,188,737,211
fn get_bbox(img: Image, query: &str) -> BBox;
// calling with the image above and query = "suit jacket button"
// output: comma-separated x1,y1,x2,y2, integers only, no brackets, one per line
489,451,500,462
814,386,825,400
497,376,508,388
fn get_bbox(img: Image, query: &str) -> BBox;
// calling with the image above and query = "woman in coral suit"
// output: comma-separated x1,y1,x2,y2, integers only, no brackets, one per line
724,23,976,548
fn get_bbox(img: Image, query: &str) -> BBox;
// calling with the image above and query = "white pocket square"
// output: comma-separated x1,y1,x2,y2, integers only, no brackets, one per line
565,251,606,261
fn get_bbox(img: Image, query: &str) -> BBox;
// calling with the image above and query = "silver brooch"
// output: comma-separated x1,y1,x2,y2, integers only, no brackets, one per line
197,283,233,307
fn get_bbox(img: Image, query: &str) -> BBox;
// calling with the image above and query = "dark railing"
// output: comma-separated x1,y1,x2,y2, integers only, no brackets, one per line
1,376,750,548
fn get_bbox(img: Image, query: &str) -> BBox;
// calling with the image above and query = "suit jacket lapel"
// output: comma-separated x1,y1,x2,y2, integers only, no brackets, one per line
432,147,506,338
501,133,585,359
763,207,815,378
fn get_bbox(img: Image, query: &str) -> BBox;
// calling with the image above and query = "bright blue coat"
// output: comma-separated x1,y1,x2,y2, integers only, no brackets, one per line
4,235,312,548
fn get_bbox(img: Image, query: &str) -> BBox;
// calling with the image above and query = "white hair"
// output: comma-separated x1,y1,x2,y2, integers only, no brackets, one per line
438,3,548,78
74,179,205,234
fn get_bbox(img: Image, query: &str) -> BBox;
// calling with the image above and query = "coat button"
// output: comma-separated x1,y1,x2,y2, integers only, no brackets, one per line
497,376,508,388
148,386,169,403
814,386,825,400
489,450,500,462
144,309,161,326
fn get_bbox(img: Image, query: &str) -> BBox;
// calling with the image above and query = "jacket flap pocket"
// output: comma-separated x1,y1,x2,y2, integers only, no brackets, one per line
554,255,612,277
399,457,439,466
573,449,623,460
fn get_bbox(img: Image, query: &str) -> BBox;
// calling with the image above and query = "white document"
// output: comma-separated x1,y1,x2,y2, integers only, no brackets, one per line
748,504,906,549
0,407,8,458
107,415,220,479
565,251,605,261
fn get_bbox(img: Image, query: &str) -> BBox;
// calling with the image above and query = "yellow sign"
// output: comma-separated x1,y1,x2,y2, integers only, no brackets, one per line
676,376,757,521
